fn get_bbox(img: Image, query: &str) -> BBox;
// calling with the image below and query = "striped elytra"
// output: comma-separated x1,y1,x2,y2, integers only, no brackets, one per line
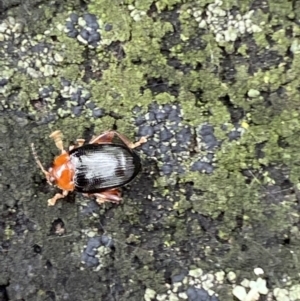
69,143,142,193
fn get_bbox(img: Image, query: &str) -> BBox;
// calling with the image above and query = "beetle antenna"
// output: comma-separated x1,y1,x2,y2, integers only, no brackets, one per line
31,143,49,177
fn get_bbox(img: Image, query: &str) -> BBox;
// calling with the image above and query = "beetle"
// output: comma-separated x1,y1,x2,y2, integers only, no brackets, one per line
31,130,147,206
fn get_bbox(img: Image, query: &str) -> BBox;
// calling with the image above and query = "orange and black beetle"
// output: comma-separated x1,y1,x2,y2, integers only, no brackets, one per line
31,130,147,206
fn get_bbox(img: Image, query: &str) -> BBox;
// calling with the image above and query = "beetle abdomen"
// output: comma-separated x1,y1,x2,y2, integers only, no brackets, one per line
69,144,141,193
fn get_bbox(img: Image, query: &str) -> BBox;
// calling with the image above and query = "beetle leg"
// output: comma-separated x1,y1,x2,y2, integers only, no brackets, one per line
109,131,148,149
49,130,65,153
90,130,148,149
128,136,148,149
48,190,69,206
84,189,122,205
89,131,115,144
